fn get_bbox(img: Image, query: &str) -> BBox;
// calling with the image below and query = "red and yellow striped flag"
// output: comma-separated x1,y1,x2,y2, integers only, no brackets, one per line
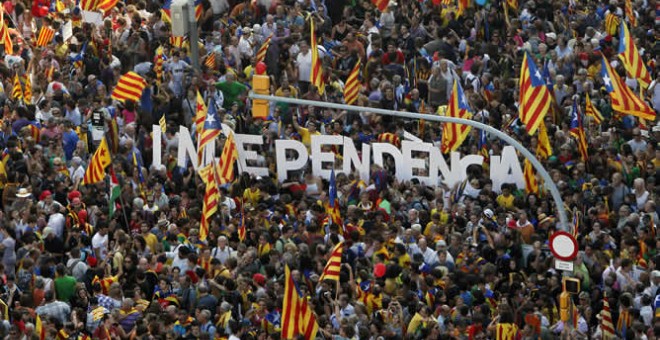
82,138,111,185
495,323,519,340
441,80,472,154
218,132,239,183
170,35,185,48
536,121,552,160
624,0,636,27
605,13,620,36
318,242,343,282
204,52,216,69
36,26,55,47
23,73,32,103
618,21,650,88
195,91,207,137
154,46,165,85
371,0,389,11
343,59,361,105
519,52,552,135
98,0,119,14
0,11,11,55
111,72,147,102
601,293,615,339
584,93,603,124
11,74,22,100
256,35,272,63
36,314,45,340
523,159,538,195
377,132,401,148
282,265,319,340
310,19,324,95
80,0,101,11
600,56,655,121
197,100,221,166
199,164,219,241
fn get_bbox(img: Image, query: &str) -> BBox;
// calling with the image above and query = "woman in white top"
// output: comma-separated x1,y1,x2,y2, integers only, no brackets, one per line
633,177,650,210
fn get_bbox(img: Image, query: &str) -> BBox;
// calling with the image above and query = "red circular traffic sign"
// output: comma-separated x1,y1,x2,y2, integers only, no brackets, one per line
549,231,578,261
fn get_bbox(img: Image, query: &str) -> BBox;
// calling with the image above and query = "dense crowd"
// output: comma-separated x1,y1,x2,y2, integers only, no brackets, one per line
0,0,658,339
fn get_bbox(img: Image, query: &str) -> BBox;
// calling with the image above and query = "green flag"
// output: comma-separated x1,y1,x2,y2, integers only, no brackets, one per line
109,169,121,218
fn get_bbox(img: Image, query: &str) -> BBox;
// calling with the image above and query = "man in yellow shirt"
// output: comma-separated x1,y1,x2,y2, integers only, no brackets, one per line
292,114,320,150
141,222,159,254
496,184,516,210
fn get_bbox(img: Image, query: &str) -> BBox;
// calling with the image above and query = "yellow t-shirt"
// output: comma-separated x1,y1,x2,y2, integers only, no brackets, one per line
496,194,515,210
298,127,321,149
144,233,159,253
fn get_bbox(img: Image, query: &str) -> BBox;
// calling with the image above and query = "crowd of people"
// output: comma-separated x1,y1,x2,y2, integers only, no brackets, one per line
0,0,658,338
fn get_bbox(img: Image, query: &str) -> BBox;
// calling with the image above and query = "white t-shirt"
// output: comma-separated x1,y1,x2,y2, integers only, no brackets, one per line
296,51,312,82
92,233,109,260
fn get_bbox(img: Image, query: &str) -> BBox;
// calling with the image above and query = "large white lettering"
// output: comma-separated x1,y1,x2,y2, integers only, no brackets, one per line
151,125,526,192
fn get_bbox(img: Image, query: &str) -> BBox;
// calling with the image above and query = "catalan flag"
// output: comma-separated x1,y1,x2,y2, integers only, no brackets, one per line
197,98,221,166
584,93,603,124
319,242,343,282
80,0,101,11
600,56,655,121
70,42,86,69
199,164,219,242
154,46,166,85
441,80,472,154
162,0,172,23
327,169,343,231
371,0,389,11
618,21,650,88
98,0,119,14
616,308,632,337
238,200,246,242
523,159,538,195
536,121,552,159
256,35,272,63
11,74,22,100
377,132,401,148
0,11,12,55
344,59,361,105
36,314,45,340
457,0,469,16
218,132,239,183
195,91,207,137
605,13,620,36
111,72,147,103
204,52,215,69
569,101,589,161
478,130,489,169
519,52,552,135
194,0,203,21
601,293,616,340
36,26,55,47
496,323,519,340
625,0,636,27
571,209,580,239
281,265,319,340
82,138,111,185
170,36,185,48
310,19,324,95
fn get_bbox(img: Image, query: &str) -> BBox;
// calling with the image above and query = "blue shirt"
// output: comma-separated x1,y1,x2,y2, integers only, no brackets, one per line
62,130,79,161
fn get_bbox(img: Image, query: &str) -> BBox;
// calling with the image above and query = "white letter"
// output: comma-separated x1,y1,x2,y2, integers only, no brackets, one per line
490,145,524,192
152,124,162,168
177,126,198,170
311,135,342,179
342,137,370,181
234,134,268,177
372,143,404,179
275,140,309,182
401,141,432,184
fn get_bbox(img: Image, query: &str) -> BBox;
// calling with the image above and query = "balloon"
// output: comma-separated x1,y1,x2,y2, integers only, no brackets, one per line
374,263,386,278
475,0,487,6
37,6,49,17
255,61,267,75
